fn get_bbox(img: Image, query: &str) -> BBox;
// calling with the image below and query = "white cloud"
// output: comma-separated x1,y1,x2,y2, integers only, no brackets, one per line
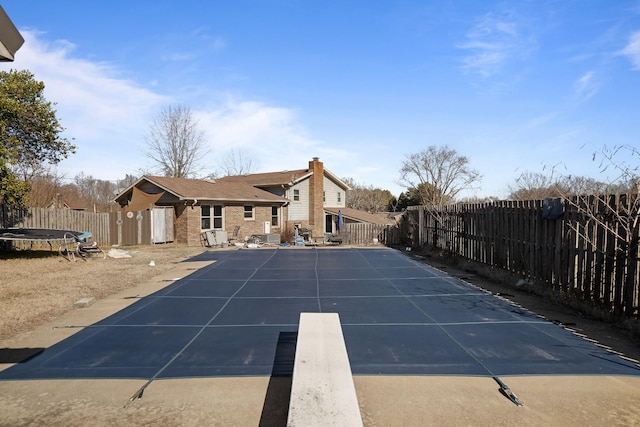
0,31,369,187
195,98,352,175
211,36,226,50
24,32,167,137
574,70,599,101
161,29,226,62
2,31,336,181
0,31,169,179
457,12,534,78
190,27,226,51
620,31,640,70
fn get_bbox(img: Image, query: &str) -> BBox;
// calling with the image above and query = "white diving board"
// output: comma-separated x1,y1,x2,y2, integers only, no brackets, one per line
287,312,363,427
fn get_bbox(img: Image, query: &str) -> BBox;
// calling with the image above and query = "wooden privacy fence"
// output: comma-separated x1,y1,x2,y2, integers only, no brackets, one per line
1,205,175,249
343,223,400,246
108,208,174,246
405,194,639,320
1,205,110,248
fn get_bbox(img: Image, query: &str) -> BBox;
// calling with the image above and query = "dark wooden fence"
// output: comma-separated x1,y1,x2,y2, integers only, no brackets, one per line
404,194,639,320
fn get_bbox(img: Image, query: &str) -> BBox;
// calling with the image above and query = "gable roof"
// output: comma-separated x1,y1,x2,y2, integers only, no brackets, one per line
114,175,289,205
47,194,88,211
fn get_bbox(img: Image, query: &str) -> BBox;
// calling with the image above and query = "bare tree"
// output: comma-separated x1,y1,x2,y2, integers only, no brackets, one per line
508,171,560,200
217,148,258,177
554,144,639,317
117,174,139,191
144,105,207,178
399,146,481,248
26,168,65,207
399,145,481,206
74,173,119,211
509,170,622,201
343,177,395,213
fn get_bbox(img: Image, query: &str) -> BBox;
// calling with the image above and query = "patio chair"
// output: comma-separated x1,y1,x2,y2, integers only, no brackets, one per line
201,230,217,247
228,226,241,245
58,232,105,261
324,233,343,245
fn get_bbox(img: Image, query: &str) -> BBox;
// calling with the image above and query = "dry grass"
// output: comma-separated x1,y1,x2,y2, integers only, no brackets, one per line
0,245,205,341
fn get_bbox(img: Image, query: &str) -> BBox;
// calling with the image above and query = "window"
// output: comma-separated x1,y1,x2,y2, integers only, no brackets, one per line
202,204,223,229
337,191,341,203
271,206,279,226
213,205,223,229
201,205,211,230
293,189,300,201
244,205,254,219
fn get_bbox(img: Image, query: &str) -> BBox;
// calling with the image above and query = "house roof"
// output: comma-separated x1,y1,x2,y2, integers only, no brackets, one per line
217,169,310,186
325,207,395,225
48,195,88,210
218,167,350,190
114,175,289,205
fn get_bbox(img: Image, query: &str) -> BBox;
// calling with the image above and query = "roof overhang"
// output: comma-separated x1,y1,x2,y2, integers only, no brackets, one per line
289,172,313,185
324,168,351,191
0,6,24,62
191,197,290,204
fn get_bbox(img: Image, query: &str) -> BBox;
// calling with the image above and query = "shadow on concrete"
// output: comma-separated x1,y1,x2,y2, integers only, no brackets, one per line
0,348,45,363
259,331,297,427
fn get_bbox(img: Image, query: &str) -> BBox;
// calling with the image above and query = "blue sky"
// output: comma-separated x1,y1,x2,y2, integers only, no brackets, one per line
2,1,640,198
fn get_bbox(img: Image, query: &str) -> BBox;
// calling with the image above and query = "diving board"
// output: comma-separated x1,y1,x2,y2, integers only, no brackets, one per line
287,312,363,427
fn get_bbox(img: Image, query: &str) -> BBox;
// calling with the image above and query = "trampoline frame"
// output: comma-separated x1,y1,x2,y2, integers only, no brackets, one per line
0,228,93,252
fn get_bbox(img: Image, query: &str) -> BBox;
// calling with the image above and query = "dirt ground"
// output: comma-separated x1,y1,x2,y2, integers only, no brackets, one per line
1,244,640,426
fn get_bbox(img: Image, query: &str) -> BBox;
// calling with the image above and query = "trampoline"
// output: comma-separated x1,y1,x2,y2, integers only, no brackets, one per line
1,248,638,386
0,228,91,250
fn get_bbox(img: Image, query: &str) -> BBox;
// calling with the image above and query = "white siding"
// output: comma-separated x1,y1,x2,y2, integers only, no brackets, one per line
323,178,346,208
288,180,309,221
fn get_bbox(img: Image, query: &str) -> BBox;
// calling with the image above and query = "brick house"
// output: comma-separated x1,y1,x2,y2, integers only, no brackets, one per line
114,158,351,246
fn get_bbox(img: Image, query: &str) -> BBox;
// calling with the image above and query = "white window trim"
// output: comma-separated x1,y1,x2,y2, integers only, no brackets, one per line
213,204,223,230
243,205,255,220
201,204,212,231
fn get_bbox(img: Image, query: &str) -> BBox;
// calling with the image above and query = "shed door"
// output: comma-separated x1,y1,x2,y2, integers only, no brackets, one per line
151,207,174,244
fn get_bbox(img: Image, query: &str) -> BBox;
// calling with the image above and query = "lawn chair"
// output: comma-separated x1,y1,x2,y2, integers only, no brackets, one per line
201,230,217,247
324,233,343,245
228,226,241,245
58,232,105,261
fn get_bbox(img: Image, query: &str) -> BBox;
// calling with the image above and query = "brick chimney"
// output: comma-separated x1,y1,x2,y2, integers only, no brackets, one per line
308,157,324,238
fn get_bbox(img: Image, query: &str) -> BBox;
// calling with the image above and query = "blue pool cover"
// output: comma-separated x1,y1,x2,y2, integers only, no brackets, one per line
1,248,638,381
